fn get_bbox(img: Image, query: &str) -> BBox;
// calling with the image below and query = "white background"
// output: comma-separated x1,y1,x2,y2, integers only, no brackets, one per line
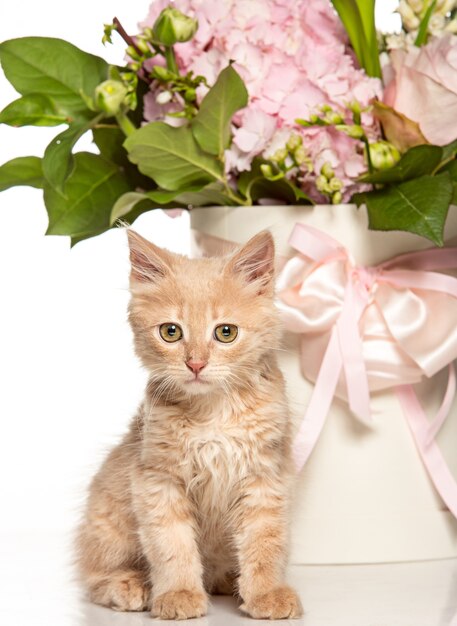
0,0,400,536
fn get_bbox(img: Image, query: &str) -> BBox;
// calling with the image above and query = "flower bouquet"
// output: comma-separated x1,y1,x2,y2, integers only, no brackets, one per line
2,0,457,565
0,0,456,246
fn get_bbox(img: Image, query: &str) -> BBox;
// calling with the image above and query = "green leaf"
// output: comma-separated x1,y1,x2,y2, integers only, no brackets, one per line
0,156,43,191
110,189,191,224
110,189,190,226
353,173,453,245
358,145,443,184
111,182,236,225
247,176,312,205
415,0,437,47
237,158,313,205
93,126,127,165
237,158,266,197
439,159,457,179
110,192,158,226
0,37,108,119
174,183,236,206
441,139,457,162
0,94,69,127
438,160,457,203
124,122,223,191
330,0,381,78
44,152,129,237
192,65,248,157
43,118,101,192
93,126,155,190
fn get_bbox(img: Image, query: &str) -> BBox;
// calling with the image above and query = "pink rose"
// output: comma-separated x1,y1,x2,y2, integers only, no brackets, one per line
384,34,457,145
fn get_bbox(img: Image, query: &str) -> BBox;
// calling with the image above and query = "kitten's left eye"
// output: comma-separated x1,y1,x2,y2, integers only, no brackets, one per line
159,323,183,343
214,324,238,343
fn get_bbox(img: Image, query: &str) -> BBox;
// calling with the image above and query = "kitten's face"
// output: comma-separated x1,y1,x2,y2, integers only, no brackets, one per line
127,230,279,397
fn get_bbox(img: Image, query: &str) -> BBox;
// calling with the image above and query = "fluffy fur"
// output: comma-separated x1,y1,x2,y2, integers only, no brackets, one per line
75,230,303,620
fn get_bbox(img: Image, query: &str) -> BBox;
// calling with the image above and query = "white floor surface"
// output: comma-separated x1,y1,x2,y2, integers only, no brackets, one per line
1,531,456,626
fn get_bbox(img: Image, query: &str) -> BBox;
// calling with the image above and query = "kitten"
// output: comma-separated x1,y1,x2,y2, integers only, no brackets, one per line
75,229,303,620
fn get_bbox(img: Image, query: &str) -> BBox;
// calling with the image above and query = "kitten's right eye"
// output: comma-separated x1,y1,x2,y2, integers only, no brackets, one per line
159,323,183,343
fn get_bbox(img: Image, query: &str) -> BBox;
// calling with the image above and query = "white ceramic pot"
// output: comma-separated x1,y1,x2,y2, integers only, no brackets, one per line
190,204,457,564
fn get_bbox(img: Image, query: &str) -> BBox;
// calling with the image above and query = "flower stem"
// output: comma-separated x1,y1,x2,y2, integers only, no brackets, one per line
223,182,250,206
363,136,374,175
164,46,179,74
113,17,143,56
116,112,136,137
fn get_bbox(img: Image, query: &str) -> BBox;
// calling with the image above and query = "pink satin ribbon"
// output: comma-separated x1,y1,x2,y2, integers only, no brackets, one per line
276,223,457,517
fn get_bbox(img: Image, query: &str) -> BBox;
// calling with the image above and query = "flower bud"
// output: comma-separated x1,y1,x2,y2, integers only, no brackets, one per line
428,14,446,35
325,111,344,125
184,88,196,102
321,162,334,180
436,0,457,14
95,80,128,116
260,164,274,178
156,90,172,104
272,148,288,163
368,141,401,170
135,37,151,55
286,133,302,151
398,0,420,30
332,191,343,205
151,65,175,81
316,175,329,192
126,45,141,61
347,100,362,115
153,7,198,46
347,99,362,124
293,146,307,166
408,0,423,12
329,177,343,191
309,113,319,124
336,124,365,139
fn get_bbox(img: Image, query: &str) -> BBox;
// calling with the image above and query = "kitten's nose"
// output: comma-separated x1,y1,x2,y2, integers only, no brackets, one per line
185,359,207,374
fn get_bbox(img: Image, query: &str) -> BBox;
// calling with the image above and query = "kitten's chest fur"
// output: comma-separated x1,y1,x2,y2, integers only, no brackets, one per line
182,419,252,503
143,391,278,514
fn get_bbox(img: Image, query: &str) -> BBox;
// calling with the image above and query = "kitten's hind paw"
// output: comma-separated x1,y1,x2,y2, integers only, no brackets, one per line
240,585,303,619
151,589,208,620
89,569,150,612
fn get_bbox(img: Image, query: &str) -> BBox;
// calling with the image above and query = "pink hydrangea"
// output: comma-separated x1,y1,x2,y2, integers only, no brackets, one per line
141,0,383,199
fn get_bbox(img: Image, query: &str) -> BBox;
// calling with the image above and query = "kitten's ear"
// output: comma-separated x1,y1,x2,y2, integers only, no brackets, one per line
226,231,275,293
127,229,173,284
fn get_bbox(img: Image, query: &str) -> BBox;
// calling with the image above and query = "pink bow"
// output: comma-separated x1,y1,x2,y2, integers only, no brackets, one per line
276,223,457,517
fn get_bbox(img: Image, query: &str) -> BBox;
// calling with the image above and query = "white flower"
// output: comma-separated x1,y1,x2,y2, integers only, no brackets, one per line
429,13,446,35
398,0,421,30
436,0,457,15
445,18,457,33
408,0,424,12
156,91,172,104
385,33,409,50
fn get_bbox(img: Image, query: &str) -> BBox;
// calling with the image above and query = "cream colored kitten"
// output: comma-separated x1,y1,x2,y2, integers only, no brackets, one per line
75,229,303,620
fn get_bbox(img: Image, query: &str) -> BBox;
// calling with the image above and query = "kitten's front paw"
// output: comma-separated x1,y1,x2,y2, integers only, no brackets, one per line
151,589,208,620
240,585,303,619
89,570,150,612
